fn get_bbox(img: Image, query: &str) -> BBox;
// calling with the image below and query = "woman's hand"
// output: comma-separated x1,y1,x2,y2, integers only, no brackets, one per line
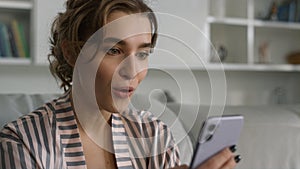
170,147,240,169
196,148,238,169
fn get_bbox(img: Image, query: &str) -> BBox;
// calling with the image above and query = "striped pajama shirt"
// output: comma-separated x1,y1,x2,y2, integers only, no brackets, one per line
0,92,181,169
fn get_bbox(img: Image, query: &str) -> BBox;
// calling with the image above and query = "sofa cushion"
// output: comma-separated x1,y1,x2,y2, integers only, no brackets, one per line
0,93,59,127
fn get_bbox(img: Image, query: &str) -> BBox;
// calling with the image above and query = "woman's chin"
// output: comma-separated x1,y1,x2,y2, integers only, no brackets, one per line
98,95,131,114
111,98,131,113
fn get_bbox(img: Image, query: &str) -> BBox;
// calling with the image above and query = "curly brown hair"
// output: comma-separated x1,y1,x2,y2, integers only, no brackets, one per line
48,0,158,91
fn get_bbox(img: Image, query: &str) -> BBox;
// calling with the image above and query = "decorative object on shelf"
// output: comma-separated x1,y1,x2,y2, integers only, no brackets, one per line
266,1,278,21
0,23,11,57
0,20,29,58
210,43,228,63
258,41,271,64
288,0,297,22
265,0,299,22
277,1,289,21
276,0,297,22
286,51,300,64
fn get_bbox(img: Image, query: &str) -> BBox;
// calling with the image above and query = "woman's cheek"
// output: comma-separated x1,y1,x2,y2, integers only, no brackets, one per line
138,69,148,83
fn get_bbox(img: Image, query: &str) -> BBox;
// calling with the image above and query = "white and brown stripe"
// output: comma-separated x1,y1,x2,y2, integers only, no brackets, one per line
0,92,180,169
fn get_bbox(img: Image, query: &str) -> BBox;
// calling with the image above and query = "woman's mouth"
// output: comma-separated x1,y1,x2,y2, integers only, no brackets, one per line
112,87,135,99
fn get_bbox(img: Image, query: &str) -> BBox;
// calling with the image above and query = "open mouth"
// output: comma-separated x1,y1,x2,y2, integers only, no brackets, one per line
112,87,135,98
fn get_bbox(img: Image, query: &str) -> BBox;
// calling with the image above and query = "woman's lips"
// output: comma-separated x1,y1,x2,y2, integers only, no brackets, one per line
112,87,135,98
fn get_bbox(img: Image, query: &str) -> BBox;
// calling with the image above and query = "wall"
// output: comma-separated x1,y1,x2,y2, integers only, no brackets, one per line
0,65,299,106
0,65,62,94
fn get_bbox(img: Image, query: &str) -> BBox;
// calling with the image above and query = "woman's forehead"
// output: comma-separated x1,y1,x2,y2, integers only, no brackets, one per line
104,12,152,40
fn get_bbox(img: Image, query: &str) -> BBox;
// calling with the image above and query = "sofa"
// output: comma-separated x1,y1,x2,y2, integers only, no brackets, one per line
1,93,300,169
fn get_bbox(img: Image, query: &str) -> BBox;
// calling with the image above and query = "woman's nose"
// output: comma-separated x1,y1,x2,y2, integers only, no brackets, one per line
119,55,138,80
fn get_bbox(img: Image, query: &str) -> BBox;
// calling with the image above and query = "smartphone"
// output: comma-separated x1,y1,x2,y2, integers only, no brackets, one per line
189,115,244,169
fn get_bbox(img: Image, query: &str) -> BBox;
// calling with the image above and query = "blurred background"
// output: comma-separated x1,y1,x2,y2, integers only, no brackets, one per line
0,0,300,105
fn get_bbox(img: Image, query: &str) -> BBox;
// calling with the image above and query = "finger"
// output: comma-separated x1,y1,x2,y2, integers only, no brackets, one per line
171,164,189,169
197,148,233,169
220,155,237,169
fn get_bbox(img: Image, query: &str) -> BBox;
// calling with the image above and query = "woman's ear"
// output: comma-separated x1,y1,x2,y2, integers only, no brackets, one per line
61,40,76,67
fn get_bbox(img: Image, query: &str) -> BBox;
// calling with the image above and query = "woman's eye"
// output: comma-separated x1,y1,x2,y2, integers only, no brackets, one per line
136,51,150,60
106,48,121,56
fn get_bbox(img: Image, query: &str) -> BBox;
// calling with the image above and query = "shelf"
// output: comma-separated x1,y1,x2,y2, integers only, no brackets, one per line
208,63,300,71
207,16,248,26
150,63,300,72
0,0,32,10
208,17,300,30
254,20,300,30
206,0,300,72
201,63,300,71
0,58,31,65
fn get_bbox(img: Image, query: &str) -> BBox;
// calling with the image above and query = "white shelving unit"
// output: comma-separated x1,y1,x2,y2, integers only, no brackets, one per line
0,57,31,65
0,0,32,65
205,0,300,71
0,0,65,65
0,0,32,9
1,0,299,72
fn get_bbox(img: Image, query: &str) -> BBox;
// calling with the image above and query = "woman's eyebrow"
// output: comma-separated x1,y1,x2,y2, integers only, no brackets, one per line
138,42,152,49
103,37,152,48
103,37,125,45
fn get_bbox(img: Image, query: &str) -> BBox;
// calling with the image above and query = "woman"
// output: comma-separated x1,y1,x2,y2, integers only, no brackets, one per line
0,0,238,168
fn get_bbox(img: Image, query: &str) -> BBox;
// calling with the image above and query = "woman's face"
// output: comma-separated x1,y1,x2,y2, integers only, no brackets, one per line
95,11,152,113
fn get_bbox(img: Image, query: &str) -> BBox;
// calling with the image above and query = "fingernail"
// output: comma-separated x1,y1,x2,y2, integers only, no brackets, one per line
234,155,242,163
229,145,237,153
